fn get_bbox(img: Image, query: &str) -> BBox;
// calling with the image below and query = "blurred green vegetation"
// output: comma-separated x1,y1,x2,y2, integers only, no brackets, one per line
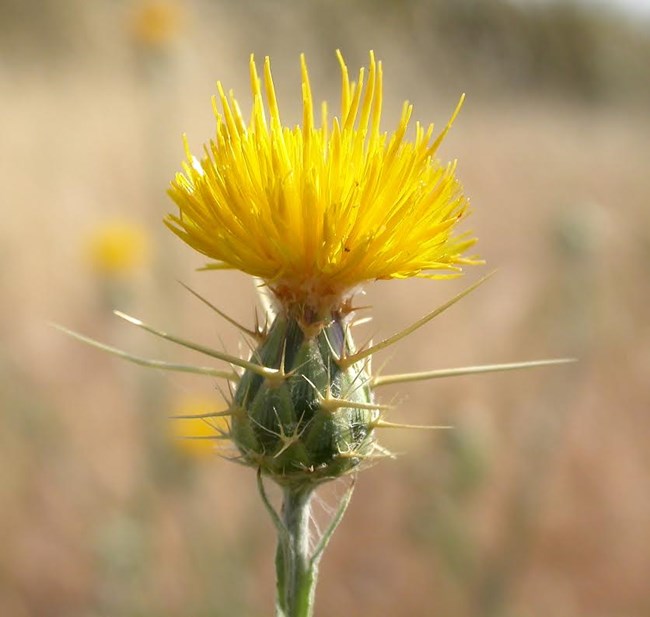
348,0,650,103
193,0,646,103
3,0,649,104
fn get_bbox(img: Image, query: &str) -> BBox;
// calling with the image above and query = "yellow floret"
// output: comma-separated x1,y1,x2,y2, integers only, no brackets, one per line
167,51,479,315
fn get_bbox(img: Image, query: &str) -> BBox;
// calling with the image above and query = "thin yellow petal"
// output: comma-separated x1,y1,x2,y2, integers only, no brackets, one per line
167,52,480,315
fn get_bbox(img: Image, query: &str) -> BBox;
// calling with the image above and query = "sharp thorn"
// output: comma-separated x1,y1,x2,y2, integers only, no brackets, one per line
372,357,577,388
372,420,453,430
52,323,239,381
339,272,495,369
178,434,231,441
168,408,235,420
112,310,282,380
319,397,393,412
179,281,263,341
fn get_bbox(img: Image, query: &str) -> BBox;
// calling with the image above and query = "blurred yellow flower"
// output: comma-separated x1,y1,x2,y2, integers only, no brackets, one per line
167,51,479,315
86,221,151,277
170,397,229,459
129,0,183,48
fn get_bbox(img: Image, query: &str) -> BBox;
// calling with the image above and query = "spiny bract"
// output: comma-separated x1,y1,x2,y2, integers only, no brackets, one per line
231,314,380,486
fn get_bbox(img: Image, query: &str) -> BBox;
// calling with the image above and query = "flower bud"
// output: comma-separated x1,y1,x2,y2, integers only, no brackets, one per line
231,314,377,487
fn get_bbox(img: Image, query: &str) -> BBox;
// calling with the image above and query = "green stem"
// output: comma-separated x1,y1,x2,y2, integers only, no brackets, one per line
259,477,356,617
279,485,316,617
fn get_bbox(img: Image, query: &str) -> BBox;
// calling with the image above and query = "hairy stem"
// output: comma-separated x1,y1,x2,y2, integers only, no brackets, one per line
266,478,356,617
278,485,316,617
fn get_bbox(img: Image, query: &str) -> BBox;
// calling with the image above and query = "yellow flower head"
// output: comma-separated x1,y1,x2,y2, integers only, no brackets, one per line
86,220,151,277
167,51,479,317
129,0,183,48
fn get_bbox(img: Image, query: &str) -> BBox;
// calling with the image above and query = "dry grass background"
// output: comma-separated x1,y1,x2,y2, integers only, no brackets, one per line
1,1,649,616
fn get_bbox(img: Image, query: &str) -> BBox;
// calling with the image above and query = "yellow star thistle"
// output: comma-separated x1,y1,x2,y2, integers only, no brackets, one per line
166,51,479,317
58,49,574,617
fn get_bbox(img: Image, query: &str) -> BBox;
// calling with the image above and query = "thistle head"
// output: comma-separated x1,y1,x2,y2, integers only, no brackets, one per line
167,51,479,325
166,52,481,486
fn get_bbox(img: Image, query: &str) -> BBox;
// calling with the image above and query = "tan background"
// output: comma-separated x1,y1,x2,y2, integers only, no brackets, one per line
1,1,649,615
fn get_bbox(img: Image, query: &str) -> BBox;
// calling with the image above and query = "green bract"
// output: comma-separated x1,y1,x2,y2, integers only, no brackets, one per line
231,314,378,487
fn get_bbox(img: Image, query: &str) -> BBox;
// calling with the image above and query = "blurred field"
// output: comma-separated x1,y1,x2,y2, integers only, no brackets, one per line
1,1,650,616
